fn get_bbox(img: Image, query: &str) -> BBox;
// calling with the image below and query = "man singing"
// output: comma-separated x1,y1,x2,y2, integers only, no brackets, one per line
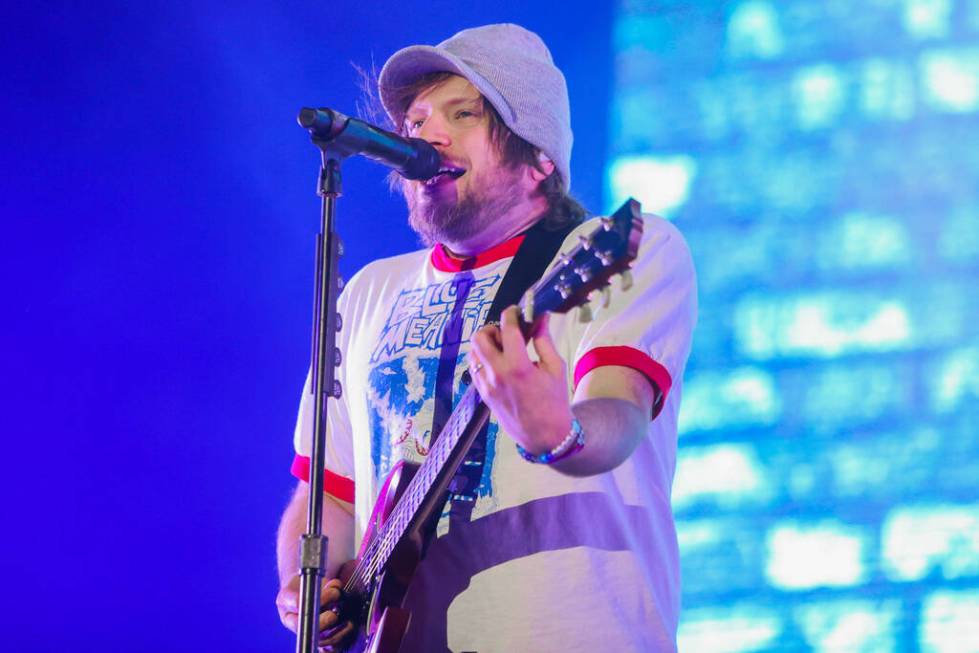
275,23,697,652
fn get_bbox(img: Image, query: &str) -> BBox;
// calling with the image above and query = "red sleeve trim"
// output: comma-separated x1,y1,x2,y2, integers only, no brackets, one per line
291,455,355,504
573,346,672,419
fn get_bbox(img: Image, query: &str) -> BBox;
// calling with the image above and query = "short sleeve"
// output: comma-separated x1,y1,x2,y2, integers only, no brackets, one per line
571,215,698,419
291,368,356,503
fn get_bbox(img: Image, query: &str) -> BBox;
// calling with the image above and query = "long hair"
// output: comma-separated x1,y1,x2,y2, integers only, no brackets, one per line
378,71,589,231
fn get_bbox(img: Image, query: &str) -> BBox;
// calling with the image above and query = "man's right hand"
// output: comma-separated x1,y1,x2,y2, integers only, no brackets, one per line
275,481,357,650
275,561,356,650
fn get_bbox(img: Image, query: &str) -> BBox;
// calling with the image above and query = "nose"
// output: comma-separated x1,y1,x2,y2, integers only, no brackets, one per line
416,114,450,147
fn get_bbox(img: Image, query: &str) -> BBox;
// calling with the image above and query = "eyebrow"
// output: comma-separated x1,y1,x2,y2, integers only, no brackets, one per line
406,95,483,117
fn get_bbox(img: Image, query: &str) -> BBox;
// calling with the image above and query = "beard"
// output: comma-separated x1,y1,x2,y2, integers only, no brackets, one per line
404,166,524,247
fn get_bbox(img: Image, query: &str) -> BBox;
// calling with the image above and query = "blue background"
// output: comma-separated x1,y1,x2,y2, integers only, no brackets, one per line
0,2,610,651
4,1,979,651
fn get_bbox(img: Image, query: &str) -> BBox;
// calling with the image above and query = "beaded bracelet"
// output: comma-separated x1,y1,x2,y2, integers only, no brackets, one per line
515,417,586,464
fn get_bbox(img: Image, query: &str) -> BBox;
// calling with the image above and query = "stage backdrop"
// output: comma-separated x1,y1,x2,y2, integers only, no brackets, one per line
606,0,979,650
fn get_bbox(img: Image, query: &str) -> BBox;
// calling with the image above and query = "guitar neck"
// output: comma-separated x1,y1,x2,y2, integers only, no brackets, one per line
347,383,490,593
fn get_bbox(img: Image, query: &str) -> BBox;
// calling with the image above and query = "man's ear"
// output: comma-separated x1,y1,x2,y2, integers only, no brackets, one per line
530,151,555,182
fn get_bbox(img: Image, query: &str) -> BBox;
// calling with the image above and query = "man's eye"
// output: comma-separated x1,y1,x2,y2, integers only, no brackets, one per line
406,119,424,132
455,110,477,119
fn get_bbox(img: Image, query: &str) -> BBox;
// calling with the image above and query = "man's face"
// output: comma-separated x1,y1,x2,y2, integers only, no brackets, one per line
401,75,526,246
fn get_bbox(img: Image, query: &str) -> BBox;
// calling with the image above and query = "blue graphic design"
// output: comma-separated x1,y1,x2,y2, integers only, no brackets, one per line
366,275,502,504
476,423,498,498
370,275,499,364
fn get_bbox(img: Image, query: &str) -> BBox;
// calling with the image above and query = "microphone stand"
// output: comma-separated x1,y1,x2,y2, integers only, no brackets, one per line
295,127,347,653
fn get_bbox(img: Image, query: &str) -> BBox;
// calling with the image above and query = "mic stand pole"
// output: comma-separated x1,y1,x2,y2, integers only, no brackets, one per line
295,138,346,653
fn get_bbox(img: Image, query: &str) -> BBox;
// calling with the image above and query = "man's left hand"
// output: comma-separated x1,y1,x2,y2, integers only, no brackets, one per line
468,306,573,455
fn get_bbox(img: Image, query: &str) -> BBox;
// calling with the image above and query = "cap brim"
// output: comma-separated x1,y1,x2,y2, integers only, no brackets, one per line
378,45,513,128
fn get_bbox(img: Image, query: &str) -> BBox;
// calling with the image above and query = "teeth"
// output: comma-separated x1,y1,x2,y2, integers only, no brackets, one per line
427,166,464,185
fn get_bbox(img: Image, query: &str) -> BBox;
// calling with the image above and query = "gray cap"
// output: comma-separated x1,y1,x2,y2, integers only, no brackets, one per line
378,23,573,190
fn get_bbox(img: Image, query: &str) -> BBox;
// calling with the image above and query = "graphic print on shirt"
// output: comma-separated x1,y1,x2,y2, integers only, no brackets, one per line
366,273,501,513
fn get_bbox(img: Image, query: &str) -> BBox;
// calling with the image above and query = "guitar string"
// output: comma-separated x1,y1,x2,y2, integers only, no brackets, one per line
364,385,476,584
355,388,474,584
343,386,477,594
343,403,466,596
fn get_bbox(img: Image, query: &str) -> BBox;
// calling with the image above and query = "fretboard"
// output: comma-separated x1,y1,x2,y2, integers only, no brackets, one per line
346,382,488,594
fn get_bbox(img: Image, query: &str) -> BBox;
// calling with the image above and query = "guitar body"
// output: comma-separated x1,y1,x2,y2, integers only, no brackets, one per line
344,461,437,653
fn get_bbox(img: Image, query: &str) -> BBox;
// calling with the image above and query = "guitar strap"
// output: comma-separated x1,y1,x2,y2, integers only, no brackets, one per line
429,217,580,524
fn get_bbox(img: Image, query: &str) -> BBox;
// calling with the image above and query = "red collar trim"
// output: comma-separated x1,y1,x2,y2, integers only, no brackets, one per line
430,234,526,272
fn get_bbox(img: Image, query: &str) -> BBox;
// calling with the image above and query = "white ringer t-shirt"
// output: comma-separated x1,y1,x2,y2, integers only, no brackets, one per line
292,214,697,653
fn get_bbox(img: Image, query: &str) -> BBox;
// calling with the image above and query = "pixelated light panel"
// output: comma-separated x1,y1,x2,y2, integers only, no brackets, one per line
607,0,979,650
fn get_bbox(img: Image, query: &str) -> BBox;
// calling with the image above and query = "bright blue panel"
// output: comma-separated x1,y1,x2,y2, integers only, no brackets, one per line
610,0,979,648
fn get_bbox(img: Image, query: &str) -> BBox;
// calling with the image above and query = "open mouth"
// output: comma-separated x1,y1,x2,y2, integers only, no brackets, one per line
425,165,466,186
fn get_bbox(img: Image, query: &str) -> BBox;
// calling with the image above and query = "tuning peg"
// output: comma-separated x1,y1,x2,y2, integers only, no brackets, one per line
600,286,612,308
596,249,614,266
332,380,343,399
574,265,592,283
620,270,633,291
334,348,342,366
335,313,343,332
578,234,592,250
578,302,593,323
559,251,572,265
600,216,613,231
555,281,572,299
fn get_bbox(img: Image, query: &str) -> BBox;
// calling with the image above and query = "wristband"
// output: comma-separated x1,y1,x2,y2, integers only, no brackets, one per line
516,417,585,464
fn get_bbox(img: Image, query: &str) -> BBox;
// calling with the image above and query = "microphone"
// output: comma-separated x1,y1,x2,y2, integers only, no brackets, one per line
297,107,441,180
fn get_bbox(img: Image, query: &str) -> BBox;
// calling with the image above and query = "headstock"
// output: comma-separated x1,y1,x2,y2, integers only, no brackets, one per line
521,198,643,324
